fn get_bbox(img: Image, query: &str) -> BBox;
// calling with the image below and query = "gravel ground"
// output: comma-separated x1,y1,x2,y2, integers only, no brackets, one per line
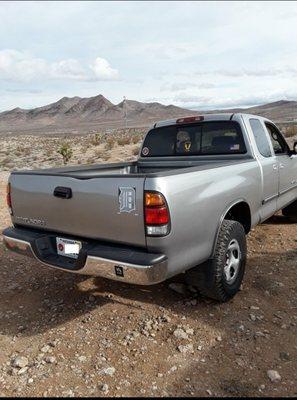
0,169,296,397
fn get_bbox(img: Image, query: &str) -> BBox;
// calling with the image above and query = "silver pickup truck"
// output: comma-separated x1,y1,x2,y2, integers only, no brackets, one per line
3,113,297,302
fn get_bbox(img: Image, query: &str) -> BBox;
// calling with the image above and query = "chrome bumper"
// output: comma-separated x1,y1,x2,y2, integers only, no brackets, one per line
3,233,167,285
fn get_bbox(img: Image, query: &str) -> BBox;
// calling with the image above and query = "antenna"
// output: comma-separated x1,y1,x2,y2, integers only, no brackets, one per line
123,96,127,129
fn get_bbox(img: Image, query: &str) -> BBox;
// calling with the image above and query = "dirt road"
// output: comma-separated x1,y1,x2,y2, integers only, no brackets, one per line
0,171,296,397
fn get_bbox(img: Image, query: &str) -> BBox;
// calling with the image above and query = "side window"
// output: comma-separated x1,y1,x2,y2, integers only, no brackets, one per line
265,123,288,155
249,119,272,157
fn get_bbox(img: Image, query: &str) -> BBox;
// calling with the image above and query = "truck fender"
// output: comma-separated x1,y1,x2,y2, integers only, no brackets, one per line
211,198,250,258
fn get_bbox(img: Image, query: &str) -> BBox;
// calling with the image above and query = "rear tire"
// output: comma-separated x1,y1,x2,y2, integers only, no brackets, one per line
282,200,297,223
186,220,247,302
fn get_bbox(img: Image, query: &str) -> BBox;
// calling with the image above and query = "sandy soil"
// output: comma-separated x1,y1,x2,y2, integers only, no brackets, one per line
0,131,144,172
0,148,296,397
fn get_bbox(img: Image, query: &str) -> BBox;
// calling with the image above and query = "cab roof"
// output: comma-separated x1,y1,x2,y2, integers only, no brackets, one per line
153,113,273,128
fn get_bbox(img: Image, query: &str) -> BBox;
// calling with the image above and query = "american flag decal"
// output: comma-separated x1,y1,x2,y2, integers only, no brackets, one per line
118,187,136,213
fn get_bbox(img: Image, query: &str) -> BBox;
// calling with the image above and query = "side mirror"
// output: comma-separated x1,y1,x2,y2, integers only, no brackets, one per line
293,141,297,154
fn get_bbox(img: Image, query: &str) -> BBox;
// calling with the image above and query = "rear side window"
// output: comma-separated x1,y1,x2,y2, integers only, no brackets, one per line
141,121,246,157
249,119,272,157
265,123,289,155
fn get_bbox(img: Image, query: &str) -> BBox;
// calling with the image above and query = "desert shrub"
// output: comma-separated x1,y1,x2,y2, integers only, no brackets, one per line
45,149,53,157
101,153,109,161
86,157,98,164
0,157,15,170
132,134,142,144
132,146,140,156
117,136,131,146
80,145,89,154
0,157,12,166
285,125,297,138
105,138,115,151
91,133,102,146
95,149,105,159
22,148,31,156
57,143,73,164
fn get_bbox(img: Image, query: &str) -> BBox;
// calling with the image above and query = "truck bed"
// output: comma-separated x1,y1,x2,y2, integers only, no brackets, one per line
12,156,252,179
9,155,254,249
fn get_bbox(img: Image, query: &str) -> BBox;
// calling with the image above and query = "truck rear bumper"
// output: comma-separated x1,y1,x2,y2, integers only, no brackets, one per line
2,227,168,285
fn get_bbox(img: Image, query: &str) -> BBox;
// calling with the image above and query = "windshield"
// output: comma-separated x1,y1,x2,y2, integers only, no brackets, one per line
141,121,247,157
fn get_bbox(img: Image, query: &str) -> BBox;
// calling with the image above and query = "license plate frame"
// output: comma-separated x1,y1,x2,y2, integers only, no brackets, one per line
56,237,82,259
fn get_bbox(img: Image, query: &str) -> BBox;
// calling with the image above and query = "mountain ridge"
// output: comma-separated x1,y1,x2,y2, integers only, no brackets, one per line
1,94,297,133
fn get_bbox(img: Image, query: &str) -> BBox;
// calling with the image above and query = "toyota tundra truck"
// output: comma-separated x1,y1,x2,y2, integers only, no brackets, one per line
3,113,297,302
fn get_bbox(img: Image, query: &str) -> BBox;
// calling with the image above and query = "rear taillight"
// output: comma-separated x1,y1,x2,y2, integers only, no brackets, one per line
6,183,13,215
144,191,170,236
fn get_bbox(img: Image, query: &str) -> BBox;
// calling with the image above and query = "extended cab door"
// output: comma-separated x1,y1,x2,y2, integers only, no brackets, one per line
248,117,279,220
264,122,297,209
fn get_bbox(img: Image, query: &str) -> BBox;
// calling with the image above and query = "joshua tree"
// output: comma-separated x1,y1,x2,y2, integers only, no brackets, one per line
57,143,73,165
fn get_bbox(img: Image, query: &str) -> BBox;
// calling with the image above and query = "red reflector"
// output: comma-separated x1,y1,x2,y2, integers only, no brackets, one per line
58,243,64,252
6,192,11,208
6,183,12,214
176,115,204,124
145,206,169,225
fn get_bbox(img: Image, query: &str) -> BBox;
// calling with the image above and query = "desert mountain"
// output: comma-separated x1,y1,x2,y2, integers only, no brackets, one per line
0,94,194,133
0,95,297,134
215,100,297,122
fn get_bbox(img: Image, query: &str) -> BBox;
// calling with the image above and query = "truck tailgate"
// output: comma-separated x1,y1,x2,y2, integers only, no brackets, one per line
9,174,146,247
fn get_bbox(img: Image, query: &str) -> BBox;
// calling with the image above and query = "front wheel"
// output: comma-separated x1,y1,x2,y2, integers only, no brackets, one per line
185,220,247,302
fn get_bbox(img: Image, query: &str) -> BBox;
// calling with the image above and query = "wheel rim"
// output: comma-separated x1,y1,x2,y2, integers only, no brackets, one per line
224,239,241,285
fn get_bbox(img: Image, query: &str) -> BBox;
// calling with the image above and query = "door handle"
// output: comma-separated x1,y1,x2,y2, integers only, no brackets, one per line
273,164,278,170
54,186,72,199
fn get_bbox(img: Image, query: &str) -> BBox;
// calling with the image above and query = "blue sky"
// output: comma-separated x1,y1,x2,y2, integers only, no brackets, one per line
1,1,297,111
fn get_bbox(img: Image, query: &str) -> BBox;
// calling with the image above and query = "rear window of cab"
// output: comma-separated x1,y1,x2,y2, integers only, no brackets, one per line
141,121,247,157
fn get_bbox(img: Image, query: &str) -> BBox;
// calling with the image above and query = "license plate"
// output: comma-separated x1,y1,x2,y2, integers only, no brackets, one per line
56,237,82,259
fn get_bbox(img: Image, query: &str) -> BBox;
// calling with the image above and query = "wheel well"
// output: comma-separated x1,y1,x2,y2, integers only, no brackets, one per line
225,202,251,233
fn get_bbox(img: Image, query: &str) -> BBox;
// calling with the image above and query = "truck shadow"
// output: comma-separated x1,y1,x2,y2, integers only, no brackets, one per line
0,243,296,340
263,214,295,225
0,255,209,338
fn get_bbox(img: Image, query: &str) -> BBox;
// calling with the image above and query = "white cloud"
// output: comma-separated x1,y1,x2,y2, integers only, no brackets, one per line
0,49,119,82
194,67,297,78
161,82,215,92
89,57,119,81
0,49,47,82
50,59,87,80
173,94,212,104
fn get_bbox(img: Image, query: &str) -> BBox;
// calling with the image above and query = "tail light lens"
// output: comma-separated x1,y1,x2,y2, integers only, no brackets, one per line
145,206,169,225
176,115,204,124
144,191,170,236
6,183,13,215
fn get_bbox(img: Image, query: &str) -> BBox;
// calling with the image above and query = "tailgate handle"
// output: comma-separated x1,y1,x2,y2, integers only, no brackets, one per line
54,186,72,199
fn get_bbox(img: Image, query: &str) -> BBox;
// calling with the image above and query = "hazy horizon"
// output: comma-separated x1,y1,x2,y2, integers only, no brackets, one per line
0,93,292,114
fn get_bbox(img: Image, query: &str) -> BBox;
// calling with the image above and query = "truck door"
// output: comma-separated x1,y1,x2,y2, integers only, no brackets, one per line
248,118,279,220
264,122,297,209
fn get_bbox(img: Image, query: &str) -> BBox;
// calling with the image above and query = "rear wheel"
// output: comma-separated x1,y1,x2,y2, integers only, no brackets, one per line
282,200,297,223
186,220,247,302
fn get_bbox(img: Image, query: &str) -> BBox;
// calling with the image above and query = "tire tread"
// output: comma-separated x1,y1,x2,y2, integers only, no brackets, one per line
186,220,246,302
